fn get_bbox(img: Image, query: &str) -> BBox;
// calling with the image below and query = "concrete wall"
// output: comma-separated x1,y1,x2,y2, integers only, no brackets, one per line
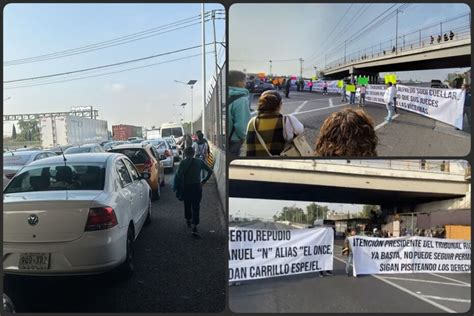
414,183,471,213
210,144,226,217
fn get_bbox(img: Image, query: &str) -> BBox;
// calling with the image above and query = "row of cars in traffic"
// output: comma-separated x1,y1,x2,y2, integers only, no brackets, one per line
2,136,182,282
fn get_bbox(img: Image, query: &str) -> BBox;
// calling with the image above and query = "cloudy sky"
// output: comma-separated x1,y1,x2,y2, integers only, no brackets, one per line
4,3,225,136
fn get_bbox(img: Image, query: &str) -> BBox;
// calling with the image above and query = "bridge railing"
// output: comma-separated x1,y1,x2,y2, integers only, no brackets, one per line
325,13,470,72
317,160,467,175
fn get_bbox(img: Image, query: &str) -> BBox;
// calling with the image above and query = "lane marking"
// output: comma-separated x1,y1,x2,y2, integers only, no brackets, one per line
374,114,400,130
293,103,350,116
329,98,333,107
421,295,471,304
294,101,309,114
429,273,471,286
332,255,457,313
381,276,470,287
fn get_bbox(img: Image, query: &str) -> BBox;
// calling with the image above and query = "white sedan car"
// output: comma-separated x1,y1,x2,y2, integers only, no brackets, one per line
3,153,152,277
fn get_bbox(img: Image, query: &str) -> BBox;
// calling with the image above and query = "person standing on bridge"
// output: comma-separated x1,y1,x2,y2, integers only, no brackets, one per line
228,70,251,157
245,90,304,156
383,82,396,122
173,147,213,235
285,77,292,98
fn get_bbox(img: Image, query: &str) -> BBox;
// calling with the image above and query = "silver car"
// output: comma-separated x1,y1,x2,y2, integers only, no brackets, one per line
146,138,174,172
3,150,57,189
163,136,181,162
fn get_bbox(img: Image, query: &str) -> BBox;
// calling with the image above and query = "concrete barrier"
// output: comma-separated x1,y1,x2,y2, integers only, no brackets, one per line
210,143,226,217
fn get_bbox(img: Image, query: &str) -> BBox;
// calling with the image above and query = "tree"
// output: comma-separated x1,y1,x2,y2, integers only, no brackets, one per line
306,203,330,224
11,124,17,139
275,206,305,224
16,119,40,142
359,205,381,219
182,122,192,134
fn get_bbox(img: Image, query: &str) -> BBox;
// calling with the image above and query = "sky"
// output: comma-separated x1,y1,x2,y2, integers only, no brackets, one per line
229,198,365,221
229,3,470,80
3,3,225,136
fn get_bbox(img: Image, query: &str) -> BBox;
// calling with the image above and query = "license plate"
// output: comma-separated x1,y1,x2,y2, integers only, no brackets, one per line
19,253,50,270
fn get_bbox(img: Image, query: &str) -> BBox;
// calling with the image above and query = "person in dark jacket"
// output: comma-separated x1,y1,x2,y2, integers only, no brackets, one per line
228,70,251,157
173,147,213,235
285,77,292,98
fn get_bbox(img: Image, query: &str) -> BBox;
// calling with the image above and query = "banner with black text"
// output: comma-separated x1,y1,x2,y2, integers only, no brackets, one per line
229,227,334,282
349,236,471,276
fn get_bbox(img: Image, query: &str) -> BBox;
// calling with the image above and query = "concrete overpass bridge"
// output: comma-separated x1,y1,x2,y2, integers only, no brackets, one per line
229,160,470,212
322,14,470,81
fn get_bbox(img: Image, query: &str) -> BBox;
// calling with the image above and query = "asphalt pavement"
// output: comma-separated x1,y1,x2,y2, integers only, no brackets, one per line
229,240,471,313
248,90,471,156
3,164,226,313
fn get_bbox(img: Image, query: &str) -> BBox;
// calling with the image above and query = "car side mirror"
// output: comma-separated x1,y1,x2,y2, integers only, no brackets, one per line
140,172,151,180
159,154,166,160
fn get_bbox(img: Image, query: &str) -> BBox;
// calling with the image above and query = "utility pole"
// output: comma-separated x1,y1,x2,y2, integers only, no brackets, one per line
269,60,272,75
314,66,317,78
212,10,220,146
299,58,303,78
201,3,206,134
395,8,399,54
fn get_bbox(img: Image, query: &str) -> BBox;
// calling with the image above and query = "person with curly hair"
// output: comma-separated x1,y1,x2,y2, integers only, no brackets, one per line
314,108,378,157
245,90,304,156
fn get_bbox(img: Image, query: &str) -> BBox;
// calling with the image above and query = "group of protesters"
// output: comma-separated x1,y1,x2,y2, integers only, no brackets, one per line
430,30,455,45
228,70,379,158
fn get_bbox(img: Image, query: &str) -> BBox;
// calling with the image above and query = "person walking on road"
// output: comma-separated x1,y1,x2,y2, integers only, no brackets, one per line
463,84,471,128
173,147,213,235
343,228,357,276
393,82,398,114
358,84,366,107
349,83,356,104
192,131,210,180
341,81,348,102
383,82,396,122
285,77,291,98
228,70,251,157
245,90,304,156
308,80,313,92
323,81,328,95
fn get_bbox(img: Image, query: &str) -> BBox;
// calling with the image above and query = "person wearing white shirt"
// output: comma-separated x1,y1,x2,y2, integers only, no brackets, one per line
383,82,396,122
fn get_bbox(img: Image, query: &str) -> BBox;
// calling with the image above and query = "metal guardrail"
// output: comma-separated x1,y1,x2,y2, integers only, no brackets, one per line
325,13,470,71
317,160,467,175
193,61,226,150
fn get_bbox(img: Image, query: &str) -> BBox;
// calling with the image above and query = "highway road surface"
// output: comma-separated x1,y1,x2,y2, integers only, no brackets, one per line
248,91,470,156
229,239,471,313
4,168,226,313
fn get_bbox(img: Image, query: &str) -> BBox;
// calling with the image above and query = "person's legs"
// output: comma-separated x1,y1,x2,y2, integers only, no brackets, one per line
385,102,393,121
184,196,192,227
346,253,353,275
229,140,243,157
191,184,203,232
393,98,398,113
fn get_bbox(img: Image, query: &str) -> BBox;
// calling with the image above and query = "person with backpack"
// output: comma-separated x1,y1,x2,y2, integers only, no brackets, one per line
228,70,251,157
192,131,209,164
245,90,304,156
173,147,213,235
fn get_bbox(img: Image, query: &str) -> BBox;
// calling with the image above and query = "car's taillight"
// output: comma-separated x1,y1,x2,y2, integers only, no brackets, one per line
164,150,171,157
85,207,118,231
144,160,153,171
5,173,16,179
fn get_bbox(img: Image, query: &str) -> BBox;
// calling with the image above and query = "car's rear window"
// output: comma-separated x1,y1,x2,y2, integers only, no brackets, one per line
109,148,149,164
161,128,183,137
65,147,92,154
3,154,31,166
4,163,106,193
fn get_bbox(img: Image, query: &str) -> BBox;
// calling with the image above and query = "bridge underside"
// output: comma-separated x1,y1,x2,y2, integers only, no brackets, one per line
229,180,464,205
324,54,470,79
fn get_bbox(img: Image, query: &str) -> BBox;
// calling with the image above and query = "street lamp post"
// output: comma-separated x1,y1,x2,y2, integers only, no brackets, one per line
174,80,197,134
173,102,187,121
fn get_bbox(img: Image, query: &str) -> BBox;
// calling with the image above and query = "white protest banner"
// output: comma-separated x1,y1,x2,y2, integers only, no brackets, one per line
229,227,334,282
305,80,340,93
366,84,465,129
349,236,471,276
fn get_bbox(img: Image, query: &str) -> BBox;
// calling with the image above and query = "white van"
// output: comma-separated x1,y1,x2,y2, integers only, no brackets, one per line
160,122,185,143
